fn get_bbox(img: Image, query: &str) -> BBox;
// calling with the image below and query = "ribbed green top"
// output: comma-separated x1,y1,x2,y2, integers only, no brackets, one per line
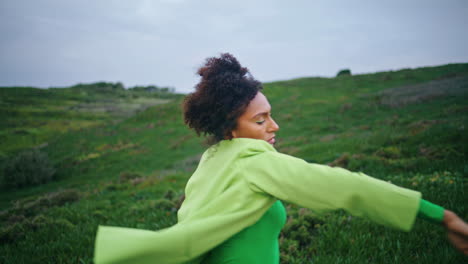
202,200,287,264
418,199,445,223
201,199,445,264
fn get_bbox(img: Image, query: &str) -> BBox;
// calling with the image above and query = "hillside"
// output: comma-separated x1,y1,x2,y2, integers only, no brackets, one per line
1,63,467,263
0,82,180,157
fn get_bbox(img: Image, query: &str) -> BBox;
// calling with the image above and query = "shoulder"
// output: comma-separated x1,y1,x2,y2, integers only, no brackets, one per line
214,138,277,159
198,138,281,170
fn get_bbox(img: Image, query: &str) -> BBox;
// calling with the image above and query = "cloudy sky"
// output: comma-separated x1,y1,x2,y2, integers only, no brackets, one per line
1,0,467,93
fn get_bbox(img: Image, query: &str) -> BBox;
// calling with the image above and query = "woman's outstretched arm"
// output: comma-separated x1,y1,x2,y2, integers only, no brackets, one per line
241,147,468,254
240,150,422,231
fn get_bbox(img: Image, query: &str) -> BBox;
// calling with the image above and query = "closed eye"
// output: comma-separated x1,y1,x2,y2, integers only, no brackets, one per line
256,120,265,125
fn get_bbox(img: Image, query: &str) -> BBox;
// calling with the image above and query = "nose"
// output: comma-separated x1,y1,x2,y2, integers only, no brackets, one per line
268,118,280,132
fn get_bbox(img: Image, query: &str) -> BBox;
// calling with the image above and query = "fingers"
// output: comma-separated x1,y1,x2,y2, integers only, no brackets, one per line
448,231,468,256
450,220,468,237
443,210,468,255
444,211,468,237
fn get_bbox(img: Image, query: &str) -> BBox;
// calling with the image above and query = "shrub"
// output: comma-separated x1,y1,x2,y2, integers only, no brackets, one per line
280,206,324,263
1,149,56,189
336,69,352,77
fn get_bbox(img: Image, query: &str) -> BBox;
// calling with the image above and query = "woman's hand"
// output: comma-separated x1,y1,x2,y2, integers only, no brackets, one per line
443,210,468,255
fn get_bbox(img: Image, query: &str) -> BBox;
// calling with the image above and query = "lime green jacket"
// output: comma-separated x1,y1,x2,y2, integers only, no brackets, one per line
94,138,421,264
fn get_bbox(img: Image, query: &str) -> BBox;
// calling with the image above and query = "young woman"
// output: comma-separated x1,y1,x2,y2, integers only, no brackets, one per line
94,53,468,264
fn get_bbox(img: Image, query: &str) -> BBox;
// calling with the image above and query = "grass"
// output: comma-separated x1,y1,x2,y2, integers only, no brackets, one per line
1,63,467,263
0,82,179,157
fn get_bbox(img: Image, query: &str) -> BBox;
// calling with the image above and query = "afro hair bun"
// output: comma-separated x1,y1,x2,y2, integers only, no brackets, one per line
183,53,263,142
197,53,248,80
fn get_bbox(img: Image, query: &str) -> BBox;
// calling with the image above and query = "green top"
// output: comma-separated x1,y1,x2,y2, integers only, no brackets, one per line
202,200,286,263
418,199,445,223
200,198,445,264
94,138,422,264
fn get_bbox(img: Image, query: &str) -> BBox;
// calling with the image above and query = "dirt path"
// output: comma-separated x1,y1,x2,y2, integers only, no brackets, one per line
378,76,468,107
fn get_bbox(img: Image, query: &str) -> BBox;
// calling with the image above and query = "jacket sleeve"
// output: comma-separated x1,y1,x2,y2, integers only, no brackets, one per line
94,224,194,264
240,151,421,231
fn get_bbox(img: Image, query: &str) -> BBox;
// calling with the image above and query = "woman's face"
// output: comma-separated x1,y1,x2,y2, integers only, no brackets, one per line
231,92,280,145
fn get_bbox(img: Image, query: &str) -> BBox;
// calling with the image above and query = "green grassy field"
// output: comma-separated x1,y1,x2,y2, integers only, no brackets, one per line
0,82,178,158
1,64,467,263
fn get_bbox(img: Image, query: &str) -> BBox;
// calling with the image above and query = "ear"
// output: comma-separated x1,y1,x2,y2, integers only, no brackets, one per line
231,129,238,138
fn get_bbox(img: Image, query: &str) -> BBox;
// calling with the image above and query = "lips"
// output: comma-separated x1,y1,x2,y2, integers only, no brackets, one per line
267,137,276,145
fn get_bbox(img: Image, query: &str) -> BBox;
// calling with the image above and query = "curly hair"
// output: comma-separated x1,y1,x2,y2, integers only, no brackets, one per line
183,53,263,142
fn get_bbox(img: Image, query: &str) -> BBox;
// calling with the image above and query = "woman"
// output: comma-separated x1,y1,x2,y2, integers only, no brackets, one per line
94,53,468,264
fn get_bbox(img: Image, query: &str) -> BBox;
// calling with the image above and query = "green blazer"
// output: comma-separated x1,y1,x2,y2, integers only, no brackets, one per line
94,138,421,264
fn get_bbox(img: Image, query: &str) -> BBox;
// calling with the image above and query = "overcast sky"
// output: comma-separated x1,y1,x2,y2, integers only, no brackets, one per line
1,0,467,93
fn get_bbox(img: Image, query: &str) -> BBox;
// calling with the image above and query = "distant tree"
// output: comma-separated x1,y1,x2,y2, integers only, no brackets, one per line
336,69,352,77
113,82,125,90
159,86,175,93
146,85,159,92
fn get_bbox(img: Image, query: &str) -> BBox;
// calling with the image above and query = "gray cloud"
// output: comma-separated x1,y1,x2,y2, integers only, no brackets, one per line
1,0,467,92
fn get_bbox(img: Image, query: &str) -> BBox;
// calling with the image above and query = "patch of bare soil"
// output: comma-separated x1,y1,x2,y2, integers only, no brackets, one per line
377,76,468,107
70,98,172,118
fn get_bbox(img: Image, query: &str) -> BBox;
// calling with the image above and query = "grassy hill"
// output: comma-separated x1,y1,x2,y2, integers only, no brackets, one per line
1,64,467,263
0,82,178,157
